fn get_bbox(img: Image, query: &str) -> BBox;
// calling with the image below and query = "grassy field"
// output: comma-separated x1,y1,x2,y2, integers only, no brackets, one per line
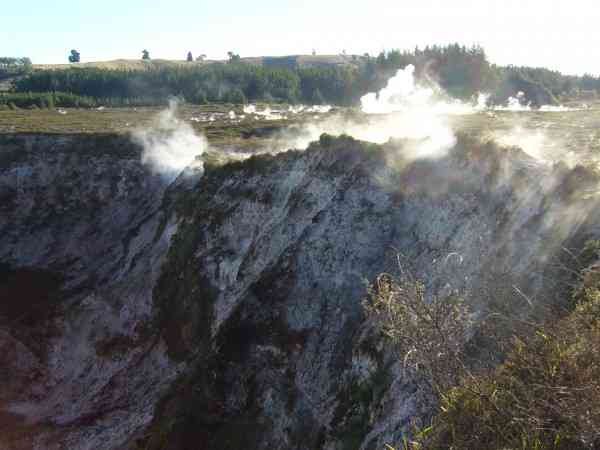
1,103,600,160
0,105,220,134
0,104,330,152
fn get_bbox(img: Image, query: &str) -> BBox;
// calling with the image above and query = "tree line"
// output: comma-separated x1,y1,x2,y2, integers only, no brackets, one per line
13,63,359,106
0,57,32,81
5,44,600,107
0,91,96,109
368,44,600,105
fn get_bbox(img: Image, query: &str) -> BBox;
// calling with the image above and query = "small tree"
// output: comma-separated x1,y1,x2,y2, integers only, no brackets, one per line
186,51,193,62
142,49,150,60
227,51,240,63
196,54,207,62
68,49,81,63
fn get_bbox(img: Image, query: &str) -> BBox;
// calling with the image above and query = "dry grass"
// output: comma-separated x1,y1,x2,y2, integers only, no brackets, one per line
0,105,297,149
369,246,600,450
32,58,213,71
427,283,600,450
364,272,472,395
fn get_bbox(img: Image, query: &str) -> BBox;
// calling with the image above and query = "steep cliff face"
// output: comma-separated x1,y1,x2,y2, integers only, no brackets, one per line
0,133,598,450
0,134,184,450
142,135,600,450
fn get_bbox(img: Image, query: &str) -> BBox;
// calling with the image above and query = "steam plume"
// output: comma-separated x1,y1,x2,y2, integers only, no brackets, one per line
133,99,207,181
268,65,475,159
360,64,479,116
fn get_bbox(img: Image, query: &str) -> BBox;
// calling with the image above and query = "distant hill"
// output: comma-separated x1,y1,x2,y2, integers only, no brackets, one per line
32,54,365,71
241,54,365,69
33,59,213,71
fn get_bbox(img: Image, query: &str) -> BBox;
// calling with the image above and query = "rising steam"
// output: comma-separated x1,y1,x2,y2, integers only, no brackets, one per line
360,64,479,116
493,92,532,112
133,99,207,180
264,64,586,163
268,65,475,159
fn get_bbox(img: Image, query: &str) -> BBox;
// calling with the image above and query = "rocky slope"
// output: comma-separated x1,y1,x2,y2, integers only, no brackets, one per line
0,134,184,450
1,132,599,450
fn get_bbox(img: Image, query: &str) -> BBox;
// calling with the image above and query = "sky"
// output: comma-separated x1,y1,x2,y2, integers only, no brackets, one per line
3,0,600,75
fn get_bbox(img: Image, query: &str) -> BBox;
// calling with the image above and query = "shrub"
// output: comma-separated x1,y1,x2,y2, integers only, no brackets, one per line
0,92,97,109
427,280,600,449
369,244,600,450
363,272,472,396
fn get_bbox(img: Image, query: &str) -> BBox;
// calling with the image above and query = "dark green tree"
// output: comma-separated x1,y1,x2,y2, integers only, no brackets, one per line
142,50,150,60
187,51,193,62
227,51,241,63
68,50,81,63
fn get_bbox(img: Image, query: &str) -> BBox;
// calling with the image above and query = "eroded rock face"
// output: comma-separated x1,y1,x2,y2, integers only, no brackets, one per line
0,134,184,450
1,133,598,450
143,136,600,450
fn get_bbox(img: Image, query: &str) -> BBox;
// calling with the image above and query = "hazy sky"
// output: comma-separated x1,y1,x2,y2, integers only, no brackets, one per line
3,0,600,74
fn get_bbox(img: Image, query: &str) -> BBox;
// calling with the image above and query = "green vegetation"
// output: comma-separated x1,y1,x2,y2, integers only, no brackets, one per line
68,49,80,63
371,44,599,105
368,243,600,450
6,44,599,107
332,361,394,450
0,91,96,109
227,51,241,63
0,57,32,80
14,63,305,105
